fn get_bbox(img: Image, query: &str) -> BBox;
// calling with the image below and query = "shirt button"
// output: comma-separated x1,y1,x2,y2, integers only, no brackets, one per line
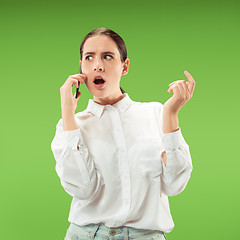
118,147,125,152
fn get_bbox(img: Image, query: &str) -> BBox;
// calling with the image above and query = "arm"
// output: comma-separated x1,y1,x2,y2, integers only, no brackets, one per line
161,107,179,166
62,110,79,131
50,118,104,201
159,105,193,197
159,71,195,196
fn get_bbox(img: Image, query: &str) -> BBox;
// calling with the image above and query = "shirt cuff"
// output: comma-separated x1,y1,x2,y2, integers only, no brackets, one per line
62,128,83,149
162,127,188,151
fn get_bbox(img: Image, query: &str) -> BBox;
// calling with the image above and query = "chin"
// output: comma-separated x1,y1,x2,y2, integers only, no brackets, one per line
91,90,107,98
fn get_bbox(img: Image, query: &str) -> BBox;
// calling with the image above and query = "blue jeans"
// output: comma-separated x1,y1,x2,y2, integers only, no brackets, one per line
64,223,167,240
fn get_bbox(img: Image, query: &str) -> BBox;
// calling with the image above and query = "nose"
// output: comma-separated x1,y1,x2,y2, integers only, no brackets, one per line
94,65,104,72
94,66,104,72
93,59,105,72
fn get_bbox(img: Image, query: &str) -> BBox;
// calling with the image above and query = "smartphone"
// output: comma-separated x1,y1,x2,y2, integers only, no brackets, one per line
75,65,82,98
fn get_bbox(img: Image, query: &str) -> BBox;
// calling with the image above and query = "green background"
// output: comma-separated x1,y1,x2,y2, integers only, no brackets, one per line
1,0,239,239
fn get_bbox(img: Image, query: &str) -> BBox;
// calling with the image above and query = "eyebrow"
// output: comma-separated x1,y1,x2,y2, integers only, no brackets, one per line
84,51,115,56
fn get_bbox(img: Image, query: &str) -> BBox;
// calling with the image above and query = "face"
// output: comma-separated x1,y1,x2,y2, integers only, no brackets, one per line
80,34,129,105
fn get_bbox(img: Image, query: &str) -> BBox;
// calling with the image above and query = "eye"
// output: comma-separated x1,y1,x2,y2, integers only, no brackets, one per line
85,56,93,61
105,55,113,60
85,55,113,61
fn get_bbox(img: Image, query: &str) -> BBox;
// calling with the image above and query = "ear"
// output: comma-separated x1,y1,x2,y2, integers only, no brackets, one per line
122,58,130,76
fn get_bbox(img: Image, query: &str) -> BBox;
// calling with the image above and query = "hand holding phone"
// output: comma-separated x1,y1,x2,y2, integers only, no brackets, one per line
60,65,86,114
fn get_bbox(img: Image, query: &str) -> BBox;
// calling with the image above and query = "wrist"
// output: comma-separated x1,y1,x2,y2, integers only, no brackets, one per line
162,106,179,134
62,108,75,117
163,105,179,115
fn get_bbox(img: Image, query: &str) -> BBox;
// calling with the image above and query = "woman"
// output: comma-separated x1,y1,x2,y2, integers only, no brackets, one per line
51,27,195,240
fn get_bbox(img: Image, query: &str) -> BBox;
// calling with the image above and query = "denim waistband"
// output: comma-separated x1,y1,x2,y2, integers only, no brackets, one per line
68,222,166,240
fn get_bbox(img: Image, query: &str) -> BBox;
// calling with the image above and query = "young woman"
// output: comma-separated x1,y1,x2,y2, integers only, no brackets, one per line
51,27,195,240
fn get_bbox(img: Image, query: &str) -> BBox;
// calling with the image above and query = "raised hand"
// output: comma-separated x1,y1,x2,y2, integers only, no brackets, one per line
163,71,196,113
60,73,87,114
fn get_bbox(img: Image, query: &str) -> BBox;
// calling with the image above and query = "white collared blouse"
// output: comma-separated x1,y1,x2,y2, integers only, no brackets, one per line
51,93,193,233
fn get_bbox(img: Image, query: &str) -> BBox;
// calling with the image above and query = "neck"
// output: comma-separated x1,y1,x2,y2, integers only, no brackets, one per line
93,92,125,106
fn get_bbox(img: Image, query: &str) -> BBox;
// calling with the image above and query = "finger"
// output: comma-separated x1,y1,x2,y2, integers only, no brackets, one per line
169,80,184,87
70,75,85,84
71,73,87,82
76,73,88,80
180,81,191,98
71,73,87,78
168,80,185,93
168,84,181,95
177,82,185,96
74,91,81,100
184,71,196,95
69,78,79,89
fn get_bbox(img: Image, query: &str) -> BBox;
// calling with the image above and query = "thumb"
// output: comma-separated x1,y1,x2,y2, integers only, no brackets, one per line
76,91,81,100
73,91,81,100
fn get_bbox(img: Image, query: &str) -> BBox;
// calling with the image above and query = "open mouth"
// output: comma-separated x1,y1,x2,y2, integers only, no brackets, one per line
94,78,105,85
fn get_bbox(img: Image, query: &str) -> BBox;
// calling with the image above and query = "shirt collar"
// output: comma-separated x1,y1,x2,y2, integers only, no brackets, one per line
85,93,132,118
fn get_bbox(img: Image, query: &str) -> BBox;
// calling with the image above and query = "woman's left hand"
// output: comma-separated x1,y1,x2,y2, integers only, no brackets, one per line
163,71,196,113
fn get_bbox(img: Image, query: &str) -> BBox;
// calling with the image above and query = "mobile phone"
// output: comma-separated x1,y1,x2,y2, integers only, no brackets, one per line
75,65,82,98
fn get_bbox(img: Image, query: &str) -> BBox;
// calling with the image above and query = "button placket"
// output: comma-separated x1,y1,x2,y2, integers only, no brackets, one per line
109,108,131,224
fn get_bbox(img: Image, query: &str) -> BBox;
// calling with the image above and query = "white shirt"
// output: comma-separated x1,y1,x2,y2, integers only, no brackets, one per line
50,93,193,233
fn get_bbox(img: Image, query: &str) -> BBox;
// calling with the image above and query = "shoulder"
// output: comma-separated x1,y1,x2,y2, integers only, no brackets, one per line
75,109,89,118
55,109,89,129
132,99,163,111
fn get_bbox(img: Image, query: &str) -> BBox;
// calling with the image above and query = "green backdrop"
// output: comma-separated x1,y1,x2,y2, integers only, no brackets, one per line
1,0,239,239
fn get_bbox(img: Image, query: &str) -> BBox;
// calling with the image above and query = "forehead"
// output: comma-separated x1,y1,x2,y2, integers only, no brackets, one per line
83,35,119,55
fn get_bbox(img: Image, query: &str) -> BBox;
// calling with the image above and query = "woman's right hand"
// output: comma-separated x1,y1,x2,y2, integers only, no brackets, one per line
60,73,87,115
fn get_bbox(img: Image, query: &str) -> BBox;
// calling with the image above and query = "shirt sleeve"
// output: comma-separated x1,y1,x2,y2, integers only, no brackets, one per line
50,118,104,201
160,128,193,196
154,102,193,197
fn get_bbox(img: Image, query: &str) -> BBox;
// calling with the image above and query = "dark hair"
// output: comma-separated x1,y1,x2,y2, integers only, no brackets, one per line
80,27,127,94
